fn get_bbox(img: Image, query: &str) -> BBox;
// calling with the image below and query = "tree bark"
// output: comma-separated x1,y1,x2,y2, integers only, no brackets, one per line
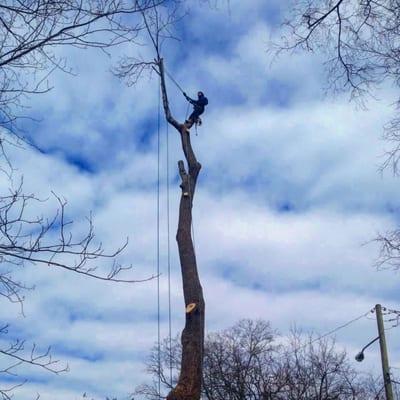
157,58,205,400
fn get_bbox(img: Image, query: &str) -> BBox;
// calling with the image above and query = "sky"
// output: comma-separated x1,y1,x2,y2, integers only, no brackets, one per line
2,0,400,398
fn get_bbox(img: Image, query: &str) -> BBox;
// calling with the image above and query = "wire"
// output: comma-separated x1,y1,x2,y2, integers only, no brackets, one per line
302,309,373,349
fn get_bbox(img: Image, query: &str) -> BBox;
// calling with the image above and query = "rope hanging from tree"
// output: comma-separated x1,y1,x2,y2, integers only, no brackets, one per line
155,63,201,393
156,75,174,391
166,112,173,387
164,64,198,254
156,79,161,396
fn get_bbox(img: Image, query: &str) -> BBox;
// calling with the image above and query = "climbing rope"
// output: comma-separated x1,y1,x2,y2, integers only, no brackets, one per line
164,66,185,94
164,63,202,137
156,80,161,397
156,82,161,396
156,66,201,392
156,76,174,393
166,117,173,387
185,102,190,120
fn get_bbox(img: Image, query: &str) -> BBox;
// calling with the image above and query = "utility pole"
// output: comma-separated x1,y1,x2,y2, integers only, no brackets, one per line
376,304,394,400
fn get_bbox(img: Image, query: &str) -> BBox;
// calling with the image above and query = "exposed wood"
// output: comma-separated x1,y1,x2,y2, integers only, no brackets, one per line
186,303,197,314
157,58,205,400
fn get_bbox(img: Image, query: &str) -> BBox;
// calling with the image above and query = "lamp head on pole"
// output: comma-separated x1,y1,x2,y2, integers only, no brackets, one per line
355,352,365,362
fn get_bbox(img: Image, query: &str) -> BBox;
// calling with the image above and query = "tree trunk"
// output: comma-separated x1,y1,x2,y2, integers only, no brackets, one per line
157,58,205,400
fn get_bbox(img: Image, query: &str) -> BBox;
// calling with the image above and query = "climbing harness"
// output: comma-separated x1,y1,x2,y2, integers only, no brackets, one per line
184,102,198,136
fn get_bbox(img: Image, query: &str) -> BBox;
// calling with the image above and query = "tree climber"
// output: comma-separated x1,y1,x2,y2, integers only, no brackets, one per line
183,91,208,129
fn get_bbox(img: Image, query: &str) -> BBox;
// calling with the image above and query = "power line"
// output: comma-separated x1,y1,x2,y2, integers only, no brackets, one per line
300,309,374,349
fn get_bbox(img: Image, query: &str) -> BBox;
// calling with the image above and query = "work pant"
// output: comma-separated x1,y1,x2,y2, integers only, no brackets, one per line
188,109,203,123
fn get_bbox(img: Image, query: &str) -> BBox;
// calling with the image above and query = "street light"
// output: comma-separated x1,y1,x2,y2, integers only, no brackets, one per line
355,352,364,362
354,304,394,400
355,336,380,362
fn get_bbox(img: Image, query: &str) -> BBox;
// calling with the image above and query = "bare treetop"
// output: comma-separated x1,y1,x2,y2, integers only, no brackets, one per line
278,1,400,271
114,0,183,86
0,0,166,129
136,319,390,400
279,1,400,98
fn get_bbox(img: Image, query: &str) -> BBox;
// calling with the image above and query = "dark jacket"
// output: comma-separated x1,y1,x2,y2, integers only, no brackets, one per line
185,94,209,115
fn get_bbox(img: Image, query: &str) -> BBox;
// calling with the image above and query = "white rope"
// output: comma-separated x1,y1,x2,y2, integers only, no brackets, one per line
166,115,173,387
157,76,174,392
156,79,161,397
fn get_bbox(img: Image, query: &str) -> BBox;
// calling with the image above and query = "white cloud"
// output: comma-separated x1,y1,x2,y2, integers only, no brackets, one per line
2,0,400,398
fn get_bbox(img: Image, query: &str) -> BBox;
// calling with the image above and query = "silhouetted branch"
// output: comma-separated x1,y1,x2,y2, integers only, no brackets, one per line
276,0,400,173
0,183,156,293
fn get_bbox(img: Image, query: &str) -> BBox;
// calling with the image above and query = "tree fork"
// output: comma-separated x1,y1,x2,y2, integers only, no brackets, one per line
157,58,205,400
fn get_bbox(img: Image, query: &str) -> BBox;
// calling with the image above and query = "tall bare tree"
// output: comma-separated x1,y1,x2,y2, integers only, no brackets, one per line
158,57,205,400
116,2,205,398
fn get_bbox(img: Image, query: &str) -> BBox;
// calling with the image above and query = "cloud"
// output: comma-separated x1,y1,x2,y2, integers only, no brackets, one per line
2,0,400,398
